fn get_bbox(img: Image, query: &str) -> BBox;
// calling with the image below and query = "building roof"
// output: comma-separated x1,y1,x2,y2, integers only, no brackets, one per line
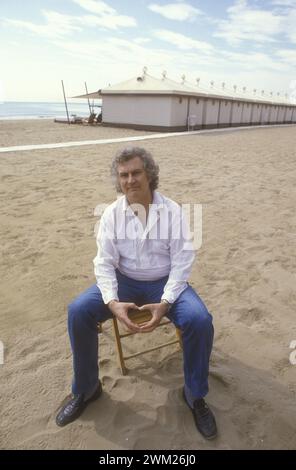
101,72,199,95
73,70,295,107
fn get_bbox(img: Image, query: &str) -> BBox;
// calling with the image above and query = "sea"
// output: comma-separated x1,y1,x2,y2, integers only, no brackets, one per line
0,101,102,120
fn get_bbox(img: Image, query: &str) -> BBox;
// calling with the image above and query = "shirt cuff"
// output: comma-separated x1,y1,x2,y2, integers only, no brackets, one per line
162,282,188,305
161,293,176,304
99,288,119,305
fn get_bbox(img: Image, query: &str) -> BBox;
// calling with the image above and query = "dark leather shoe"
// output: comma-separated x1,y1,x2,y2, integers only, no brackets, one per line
183,389,217,440
56,381,102,427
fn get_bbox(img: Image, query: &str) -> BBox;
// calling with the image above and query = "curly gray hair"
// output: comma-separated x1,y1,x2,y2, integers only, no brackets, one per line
111,146,159,193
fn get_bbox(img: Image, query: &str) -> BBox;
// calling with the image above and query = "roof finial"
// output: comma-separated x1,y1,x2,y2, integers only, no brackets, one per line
222,82,225,89
253,88,257,95
143,66,147,75
181,74,186,84
196,78,200,86
243,86,246,93
210,80,214,88
233,84,237,92
162,70,167,79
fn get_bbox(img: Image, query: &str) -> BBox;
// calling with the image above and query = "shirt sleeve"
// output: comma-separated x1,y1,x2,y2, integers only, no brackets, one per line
161,207,195,304
93,209,120,304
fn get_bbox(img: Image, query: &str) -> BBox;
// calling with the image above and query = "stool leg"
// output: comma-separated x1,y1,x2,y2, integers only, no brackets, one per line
112,317,128,375
176,327,183,349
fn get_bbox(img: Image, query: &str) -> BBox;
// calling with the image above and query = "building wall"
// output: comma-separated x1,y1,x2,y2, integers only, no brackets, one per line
284,107,293,122
218,100,232,126
102,95,172,127
203,99,220,126
269,106,278,123
260,104,270,124
102,93,296,130
276,107,280,122
251,103,261,123
268,105,275,123
277,106,286,122
187,97,205,127
241,102,252,124
231,102,243,125
170,96,190,127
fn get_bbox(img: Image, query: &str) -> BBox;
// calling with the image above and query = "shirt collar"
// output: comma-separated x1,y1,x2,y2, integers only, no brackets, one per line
122,191,164,213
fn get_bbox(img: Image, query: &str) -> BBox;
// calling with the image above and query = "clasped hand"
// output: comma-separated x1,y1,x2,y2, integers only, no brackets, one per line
108,301,169,333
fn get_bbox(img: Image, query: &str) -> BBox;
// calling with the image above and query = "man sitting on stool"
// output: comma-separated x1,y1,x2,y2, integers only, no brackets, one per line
55,146,217,440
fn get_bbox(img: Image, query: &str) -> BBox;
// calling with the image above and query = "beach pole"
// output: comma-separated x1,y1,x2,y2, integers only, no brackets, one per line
85,82,92,114
61,80,70,125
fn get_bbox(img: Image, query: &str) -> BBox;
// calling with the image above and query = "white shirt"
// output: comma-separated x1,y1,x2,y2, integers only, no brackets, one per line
93,191,195,304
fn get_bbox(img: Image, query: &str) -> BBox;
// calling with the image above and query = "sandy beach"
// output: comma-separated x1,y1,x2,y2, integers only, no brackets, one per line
0,120,296,450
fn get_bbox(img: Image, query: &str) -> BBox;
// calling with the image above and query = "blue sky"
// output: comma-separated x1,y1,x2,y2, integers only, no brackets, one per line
0,0,295,101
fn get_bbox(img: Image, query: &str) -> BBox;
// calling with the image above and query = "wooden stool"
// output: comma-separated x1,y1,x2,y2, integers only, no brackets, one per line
113,309,182,375
99,309,182,375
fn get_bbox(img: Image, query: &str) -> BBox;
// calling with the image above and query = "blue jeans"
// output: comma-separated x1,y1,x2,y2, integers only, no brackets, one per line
68,271,214,399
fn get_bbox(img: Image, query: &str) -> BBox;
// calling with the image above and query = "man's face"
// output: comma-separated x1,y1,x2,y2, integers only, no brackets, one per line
117,156,151,201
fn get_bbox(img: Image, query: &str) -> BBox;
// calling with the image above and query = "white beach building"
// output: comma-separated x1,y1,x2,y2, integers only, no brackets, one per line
75,69,296,131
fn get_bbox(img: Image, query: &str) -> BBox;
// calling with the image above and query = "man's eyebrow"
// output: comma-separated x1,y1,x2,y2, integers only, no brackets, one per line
119,169,143,175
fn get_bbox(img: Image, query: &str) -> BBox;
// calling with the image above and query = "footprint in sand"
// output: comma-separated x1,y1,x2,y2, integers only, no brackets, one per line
233,306,265,327
108,377,136,401
208,370,234,411
112,399,153,434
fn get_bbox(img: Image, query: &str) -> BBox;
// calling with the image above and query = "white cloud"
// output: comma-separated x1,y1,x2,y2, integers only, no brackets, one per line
78,13,136,29
214,0,283,45
71,0,137,28
148,2,202,21
51,36,173,69
276,48,296,64
271,1,296,6
3,11,82,39
2,3,137,40
153,29,214,52
223,50,289,72
283,8,296,43
45,25,292,81
49,34,223,88
72,0,116,15
134,37,151,45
